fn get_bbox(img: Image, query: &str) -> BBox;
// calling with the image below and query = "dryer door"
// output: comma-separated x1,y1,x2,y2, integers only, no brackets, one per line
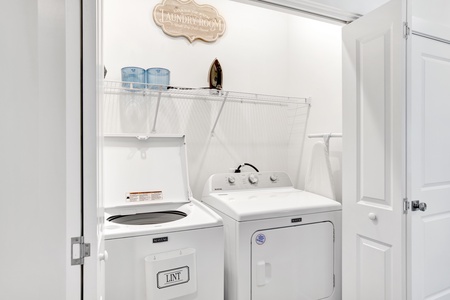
251,221,335,300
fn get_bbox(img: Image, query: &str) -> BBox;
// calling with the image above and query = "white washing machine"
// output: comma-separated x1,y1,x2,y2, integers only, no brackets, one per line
202,171,342,300
104,135,224,300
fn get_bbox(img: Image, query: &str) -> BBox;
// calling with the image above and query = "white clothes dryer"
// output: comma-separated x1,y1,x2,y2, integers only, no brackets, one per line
104,135,224,300
202,171,342,300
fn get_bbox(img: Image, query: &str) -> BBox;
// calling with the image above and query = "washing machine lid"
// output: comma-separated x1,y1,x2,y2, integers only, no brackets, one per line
203,187,341,221
103,134,191,207
104,199,223,239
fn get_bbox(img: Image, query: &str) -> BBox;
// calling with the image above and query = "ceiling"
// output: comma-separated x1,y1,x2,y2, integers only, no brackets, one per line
236,0,391,23
310,0,390,15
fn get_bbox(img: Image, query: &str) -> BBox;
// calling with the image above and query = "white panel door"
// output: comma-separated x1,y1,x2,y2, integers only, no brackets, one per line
409,35,450,300
342,0,407,299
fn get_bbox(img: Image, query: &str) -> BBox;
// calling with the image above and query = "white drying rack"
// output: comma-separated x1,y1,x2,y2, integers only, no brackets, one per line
308,133,342,151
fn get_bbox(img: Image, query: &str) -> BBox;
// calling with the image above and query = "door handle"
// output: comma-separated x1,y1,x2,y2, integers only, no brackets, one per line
99,250,109,262
256,261,271,286
411,200,427,212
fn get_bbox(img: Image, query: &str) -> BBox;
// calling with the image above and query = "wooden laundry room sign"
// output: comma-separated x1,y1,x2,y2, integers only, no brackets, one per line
153,0,226,43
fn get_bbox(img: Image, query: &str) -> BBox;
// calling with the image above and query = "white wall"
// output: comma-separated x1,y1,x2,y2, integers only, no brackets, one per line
286,17,343,201
412,0,450,42
103,0,343,200
0,0,70,298
413,0,450,27
104,0,290,95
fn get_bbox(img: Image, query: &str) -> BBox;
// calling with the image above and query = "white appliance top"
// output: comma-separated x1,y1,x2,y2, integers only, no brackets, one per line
104,199,222,239
202,172,341,221
103,134,191,208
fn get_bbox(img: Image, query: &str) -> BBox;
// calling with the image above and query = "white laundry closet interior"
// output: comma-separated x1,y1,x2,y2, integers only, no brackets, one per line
102,0,344,200
102,2,344,299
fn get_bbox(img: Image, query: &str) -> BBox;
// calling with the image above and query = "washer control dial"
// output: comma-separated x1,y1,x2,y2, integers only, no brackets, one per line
227,176,236,184
270,174,278,182
248,173,259,184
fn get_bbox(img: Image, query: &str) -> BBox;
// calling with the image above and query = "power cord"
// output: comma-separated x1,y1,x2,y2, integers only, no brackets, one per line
234,163,259,173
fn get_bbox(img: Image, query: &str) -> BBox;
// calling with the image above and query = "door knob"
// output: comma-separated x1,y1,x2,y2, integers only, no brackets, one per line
412,200,427,212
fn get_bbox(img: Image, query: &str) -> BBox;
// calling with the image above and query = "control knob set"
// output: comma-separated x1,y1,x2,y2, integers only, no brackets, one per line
226,173,279,185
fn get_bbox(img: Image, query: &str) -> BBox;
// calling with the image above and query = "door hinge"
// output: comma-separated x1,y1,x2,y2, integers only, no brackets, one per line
333,274,335,287
403,198,410,214
403,22,411,39
71,236,91,266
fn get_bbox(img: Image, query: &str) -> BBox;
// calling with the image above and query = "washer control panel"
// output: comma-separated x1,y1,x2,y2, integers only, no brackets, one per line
208,171,293,192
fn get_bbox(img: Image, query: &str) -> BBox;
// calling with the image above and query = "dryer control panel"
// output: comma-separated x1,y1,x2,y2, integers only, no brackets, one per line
206,171,293,192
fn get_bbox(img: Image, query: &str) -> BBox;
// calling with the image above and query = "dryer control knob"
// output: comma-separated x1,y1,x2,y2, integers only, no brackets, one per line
248,174,258,184
228,176,236,184
270,174,278,182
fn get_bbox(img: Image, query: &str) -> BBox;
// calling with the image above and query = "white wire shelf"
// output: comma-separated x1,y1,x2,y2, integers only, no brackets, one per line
104,80,311,107
103,80,311,136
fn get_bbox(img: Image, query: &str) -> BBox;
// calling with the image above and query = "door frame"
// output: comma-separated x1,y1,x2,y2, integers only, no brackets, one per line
81,0,104,299
66,0,83,298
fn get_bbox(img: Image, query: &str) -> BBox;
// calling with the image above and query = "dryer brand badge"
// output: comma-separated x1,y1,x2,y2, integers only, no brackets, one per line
153,237,168,243
255,233,266,245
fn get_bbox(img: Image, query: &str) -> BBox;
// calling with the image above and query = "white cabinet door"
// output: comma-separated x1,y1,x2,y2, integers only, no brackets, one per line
342,0,407,299
409,35,450,300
